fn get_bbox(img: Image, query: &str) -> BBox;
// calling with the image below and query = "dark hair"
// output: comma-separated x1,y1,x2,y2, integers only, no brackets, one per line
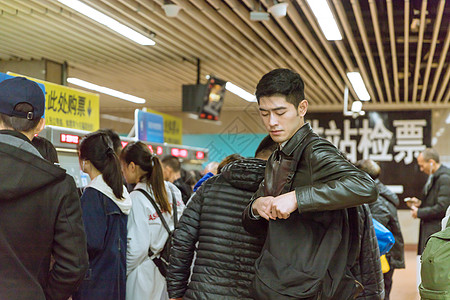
421,148,440,163
0,103,41,132
79,132,124,199
121,142,170,213
355,159,381,180
32,136,59,164
193,170,203,182
161,155,181,172
218,154,244,174
98,129,122,155
255,135,278,159
181,168,196,186
255,68,305,109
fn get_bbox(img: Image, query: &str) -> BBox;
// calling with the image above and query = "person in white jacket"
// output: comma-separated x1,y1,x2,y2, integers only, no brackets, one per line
120,141,185,300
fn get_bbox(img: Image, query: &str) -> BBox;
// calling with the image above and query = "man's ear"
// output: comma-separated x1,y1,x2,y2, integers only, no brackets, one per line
34,118,45,135
298,99,308,117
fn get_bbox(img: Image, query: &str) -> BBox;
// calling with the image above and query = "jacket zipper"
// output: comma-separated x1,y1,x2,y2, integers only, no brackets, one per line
118,232,121,299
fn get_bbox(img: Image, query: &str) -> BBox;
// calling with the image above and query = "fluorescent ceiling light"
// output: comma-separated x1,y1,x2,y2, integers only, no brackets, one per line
57,0,155,46
346,72,371,101
100,114,134,124
306,0,342,40
225,82,257,102
446,113,450,124
68,78,146,104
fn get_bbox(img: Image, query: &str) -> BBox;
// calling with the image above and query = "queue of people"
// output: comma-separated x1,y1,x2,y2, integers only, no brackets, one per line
0,73,449,300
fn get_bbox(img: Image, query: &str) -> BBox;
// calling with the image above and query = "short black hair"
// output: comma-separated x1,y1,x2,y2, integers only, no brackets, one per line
0,103,41,132
217,154,244,174
32,136,59,164
161,155,181,172
355,159,381,180
255,68,305,109
255,135,277,159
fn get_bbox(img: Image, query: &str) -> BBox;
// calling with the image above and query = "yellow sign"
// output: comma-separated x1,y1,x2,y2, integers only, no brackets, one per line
8,73,100,131
146,108,182,144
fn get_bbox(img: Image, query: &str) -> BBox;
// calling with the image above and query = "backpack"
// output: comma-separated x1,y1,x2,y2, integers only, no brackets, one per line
419,225,450,300
136,188,178,277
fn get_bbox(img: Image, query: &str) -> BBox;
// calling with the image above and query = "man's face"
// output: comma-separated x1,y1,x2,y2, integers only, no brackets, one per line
162,164,172,181
258,95,307,144
417,154,434,175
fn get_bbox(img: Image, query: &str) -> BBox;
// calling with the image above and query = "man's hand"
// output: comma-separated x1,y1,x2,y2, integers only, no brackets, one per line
410,197,422,207
271,191,298,219
411,206,418,219
405,197,422,208
252,196,275,220
170,298,183,300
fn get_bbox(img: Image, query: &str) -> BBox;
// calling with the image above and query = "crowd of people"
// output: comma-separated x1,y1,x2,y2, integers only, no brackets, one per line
0,71,449,300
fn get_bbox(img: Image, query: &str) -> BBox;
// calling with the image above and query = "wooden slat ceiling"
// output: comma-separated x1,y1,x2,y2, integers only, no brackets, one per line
0,0,449,115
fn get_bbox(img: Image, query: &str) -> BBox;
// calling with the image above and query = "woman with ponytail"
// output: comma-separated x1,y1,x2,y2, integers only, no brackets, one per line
120,141,184,300
73,132,132,300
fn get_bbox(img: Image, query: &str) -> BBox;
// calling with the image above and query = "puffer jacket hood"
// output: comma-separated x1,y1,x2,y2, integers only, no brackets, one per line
221,158,266,192
0,136,66,201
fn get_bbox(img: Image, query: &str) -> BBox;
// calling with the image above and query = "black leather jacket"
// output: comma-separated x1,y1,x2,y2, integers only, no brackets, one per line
243,123,382,299
167,158,266,299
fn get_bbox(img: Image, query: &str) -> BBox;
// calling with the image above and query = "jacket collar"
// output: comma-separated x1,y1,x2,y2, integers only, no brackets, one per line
434,164,449,178
280,122,312,156
0,130,42,157
88,174,132,215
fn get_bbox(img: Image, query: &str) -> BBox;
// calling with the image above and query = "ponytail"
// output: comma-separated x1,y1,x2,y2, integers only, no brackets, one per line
79,132,124,199
102,148,124,199
149,156,170,213
121,142,170,213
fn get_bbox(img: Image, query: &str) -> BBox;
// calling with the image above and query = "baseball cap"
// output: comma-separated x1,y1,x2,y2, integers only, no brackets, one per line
0,77,45,120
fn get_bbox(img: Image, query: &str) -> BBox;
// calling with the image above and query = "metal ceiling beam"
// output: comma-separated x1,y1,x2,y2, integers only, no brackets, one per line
411,0,428,103
428,24,450,101
296,0,359,102
386,0,399,103
420,0,445,103
332,0,377,102
404,0,410,102
351,0,385,103
369,0,392,103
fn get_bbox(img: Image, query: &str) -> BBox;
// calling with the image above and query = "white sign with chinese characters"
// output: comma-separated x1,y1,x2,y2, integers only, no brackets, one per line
306,111,431,206
308,113,428,165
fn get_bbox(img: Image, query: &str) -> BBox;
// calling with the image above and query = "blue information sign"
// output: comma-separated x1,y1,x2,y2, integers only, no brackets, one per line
135,109,164,143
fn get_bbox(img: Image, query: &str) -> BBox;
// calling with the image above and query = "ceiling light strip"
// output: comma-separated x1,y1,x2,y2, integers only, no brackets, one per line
346,72,370,101
57,0,155,46
225,82,257,102
67,78,146,104
306,0,342,41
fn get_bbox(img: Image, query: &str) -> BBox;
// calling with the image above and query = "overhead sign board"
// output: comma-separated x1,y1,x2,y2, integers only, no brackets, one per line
136,109,182,144
306,111,431,208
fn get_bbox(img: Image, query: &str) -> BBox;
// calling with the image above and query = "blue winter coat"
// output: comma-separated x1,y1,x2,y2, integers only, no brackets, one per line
73,188,128,300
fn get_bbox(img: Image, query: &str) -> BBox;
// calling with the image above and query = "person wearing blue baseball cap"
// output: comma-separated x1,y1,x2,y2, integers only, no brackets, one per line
0,77,88,300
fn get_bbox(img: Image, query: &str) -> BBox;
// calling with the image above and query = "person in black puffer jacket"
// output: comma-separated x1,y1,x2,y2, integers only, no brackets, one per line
356,159,405,300
166,136,277,300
